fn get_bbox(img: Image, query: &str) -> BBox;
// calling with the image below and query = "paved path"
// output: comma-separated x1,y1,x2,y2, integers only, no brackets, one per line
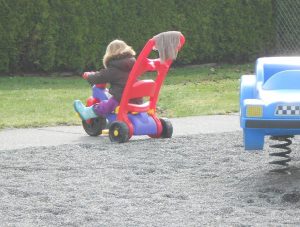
0,115,241,150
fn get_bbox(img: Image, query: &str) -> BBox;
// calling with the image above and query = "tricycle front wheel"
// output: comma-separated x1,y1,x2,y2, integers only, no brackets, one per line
82,117,107,136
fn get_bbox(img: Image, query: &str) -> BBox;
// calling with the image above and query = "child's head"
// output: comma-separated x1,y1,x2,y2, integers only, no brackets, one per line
103,39,136,68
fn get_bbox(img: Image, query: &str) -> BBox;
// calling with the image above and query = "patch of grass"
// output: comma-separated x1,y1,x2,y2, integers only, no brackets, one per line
156,63,254,117
158,79,239,117
0,76,89,128
0,63,254,128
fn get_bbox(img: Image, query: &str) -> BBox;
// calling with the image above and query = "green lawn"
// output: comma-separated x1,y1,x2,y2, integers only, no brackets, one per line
0,63,254,129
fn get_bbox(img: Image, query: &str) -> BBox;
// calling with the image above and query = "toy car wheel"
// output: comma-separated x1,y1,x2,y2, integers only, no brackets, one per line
109,121,129,143
160,117,173,138
82,117,107,136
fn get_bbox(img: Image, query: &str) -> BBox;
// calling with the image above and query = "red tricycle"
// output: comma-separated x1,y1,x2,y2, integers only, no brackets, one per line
81,31,185,142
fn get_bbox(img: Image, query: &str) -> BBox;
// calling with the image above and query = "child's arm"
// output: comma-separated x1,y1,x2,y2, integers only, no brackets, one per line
82,68,115,85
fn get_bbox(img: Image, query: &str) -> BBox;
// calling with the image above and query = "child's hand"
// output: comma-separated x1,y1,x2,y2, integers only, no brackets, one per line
82,72,89,79
82,72,95,80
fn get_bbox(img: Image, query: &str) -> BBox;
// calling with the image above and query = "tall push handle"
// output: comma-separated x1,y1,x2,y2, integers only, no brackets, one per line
117,31,185,137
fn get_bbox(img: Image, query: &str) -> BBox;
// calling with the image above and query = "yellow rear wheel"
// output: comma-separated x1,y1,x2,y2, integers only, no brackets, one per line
109,121,129,143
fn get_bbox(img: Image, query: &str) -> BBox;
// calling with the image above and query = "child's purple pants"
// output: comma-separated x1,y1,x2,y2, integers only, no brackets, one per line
93,97,119,116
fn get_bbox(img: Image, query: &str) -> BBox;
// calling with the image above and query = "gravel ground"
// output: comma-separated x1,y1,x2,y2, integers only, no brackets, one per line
1,132,300,226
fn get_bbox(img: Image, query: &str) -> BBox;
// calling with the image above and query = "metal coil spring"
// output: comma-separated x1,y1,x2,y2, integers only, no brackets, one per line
269,136,293,173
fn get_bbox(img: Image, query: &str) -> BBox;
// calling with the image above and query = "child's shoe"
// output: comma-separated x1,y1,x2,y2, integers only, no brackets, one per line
73,100,98,120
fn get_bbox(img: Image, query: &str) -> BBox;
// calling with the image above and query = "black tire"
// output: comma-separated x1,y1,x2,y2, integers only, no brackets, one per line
160,118,173,138
109,121,130,143
82,117,107,136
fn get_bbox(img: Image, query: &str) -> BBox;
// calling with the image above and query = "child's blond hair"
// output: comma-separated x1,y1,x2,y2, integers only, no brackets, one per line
103,39,136,68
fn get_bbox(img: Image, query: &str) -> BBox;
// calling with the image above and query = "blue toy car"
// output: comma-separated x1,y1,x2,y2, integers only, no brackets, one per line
240,57,300,150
